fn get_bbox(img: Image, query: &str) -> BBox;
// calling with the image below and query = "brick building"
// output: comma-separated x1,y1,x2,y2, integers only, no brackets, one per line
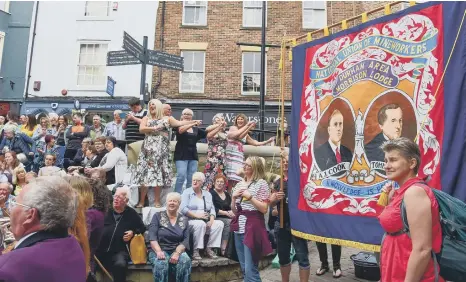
151,1,399,132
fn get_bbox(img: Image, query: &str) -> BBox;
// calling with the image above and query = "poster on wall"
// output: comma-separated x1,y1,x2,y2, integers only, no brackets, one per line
289,1,466,250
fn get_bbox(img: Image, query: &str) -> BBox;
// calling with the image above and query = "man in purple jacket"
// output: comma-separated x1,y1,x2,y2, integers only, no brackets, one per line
0,176,86,282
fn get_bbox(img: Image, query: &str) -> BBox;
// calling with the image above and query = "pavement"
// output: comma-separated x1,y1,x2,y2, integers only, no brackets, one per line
236,242,376,282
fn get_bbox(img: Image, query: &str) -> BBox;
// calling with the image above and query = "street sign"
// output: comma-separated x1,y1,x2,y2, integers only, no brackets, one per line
147,50,184,71
107,50,141,66
106,76,116,97
123,31,144,61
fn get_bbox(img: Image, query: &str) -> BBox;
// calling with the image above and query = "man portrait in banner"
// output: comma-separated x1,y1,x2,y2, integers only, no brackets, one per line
365,103,403,165
314,109,353,174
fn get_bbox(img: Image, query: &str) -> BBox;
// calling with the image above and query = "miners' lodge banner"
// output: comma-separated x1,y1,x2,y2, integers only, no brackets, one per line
289,2,466,250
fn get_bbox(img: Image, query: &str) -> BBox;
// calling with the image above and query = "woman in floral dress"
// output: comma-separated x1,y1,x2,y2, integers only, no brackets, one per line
225,114,274,192
203,114,228,191
133,99,201,208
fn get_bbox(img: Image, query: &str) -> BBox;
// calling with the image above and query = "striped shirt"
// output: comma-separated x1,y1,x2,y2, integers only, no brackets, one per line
125,109,147,143
233,179,270,234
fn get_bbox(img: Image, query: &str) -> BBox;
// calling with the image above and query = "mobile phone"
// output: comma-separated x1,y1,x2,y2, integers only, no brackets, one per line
119,113,127,119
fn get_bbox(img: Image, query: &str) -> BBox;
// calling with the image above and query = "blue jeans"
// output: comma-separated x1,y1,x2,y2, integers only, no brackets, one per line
175,160,198,193
234,233,261,282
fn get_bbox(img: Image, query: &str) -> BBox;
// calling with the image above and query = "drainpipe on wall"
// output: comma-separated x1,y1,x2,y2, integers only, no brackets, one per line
152,1,166,99
24,1,39,100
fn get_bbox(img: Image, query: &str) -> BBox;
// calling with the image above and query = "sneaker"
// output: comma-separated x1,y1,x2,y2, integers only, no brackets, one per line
205,247,218,259
192,249,202,260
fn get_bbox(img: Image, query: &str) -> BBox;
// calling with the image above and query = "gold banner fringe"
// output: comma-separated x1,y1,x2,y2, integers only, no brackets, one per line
291,229,381,252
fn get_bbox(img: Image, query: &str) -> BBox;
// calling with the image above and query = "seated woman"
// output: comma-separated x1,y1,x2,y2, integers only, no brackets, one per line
86,137,127,185
148,192,191,282
210,173,234,256
12,166,27,196
3,151,23,183
66,137,92,170
378,138,443,282
34,135,62,170
38,154,66,177
180,172,224,260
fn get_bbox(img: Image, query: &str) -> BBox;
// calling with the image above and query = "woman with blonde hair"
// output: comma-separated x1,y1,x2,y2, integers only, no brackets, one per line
66,176,92,278
225,114,274,192
203,113,228,191
32,116,56,148
12,166,27,196
133,99,201,208
231,156,272,281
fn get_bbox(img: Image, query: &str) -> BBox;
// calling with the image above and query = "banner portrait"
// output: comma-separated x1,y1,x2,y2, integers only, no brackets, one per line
289,1,466,250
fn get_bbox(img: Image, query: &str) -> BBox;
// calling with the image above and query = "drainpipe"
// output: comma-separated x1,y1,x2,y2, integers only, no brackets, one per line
24,1,39,100
153,1,166,98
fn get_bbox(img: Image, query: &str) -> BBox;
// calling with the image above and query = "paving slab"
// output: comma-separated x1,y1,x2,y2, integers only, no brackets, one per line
232,242,376,282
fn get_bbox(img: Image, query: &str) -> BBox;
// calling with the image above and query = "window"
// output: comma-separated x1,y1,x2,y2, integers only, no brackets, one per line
182,1,207,26
77,43,108,86
179,51,205,93
84,1,111,17
242,52,265,95
243,1,266,28
0,1,9,12
302,1,327,29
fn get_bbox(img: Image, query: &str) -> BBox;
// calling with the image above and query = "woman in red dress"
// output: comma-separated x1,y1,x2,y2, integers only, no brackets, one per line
378,137,443,282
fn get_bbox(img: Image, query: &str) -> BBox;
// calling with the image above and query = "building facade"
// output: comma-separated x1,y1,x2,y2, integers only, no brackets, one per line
151,1,402,133
0,1,35,116
22,1,159,121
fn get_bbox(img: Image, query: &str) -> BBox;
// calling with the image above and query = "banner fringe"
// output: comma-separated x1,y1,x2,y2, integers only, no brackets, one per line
291,229,382,252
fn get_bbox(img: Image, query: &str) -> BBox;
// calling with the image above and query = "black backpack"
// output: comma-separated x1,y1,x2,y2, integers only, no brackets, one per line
399,183,466,282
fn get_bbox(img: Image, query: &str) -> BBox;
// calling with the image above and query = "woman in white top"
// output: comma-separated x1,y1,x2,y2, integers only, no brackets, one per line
38,154,66,177
87,136,127,185
231,156,272,282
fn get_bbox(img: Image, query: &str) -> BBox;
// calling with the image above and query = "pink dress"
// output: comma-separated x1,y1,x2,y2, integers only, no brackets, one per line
378,177,444,282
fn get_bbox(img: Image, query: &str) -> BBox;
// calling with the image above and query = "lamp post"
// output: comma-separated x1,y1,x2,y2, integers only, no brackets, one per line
259,0,266,141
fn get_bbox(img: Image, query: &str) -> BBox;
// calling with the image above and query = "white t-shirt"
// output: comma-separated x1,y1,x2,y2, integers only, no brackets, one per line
233,179,270,234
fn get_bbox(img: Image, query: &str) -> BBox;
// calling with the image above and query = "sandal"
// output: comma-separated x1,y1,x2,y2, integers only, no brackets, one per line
205,248,218,259
154,203,163,208
333,268,342,278
316,265,329,276
135,204,144,208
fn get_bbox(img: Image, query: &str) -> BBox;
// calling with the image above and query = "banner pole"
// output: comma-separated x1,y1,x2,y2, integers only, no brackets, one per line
279,39,286,229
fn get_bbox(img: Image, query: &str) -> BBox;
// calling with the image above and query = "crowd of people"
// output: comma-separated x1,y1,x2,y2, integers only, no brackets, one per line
0,97,446,282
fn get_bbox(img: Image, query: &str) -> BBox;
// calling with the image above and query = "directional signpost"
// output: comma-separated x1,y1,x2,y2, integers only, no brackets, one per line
107,50,140,66
107,31,184,103
147,50,184,71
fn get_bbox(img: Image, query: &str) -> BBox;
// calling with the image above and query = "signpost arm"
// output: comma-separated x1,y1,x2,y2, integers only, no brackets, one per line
140,36,148,104
259,1,267,142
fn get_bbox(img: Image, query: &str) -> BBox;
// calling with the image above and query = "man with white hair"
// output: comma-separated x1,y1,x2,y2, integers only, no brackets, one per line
0,176,86,281
96,187,145,282
0,124,32,156
0,182,15,218
104,110,126,150
90,115,105,140
162,103,172,117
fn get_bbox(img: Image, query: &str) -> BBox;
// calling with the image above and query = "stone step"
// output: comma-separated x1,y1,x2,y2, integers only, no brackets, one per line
98,253,275,282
